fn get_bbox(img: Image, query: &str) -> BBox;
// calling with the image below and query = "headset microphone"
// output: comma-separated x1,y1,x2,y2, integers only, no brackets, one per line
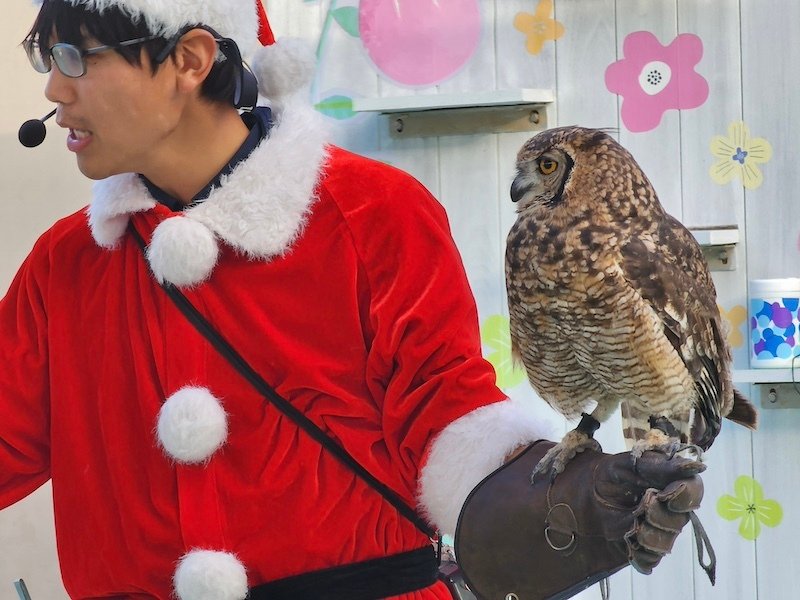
18,108,57,148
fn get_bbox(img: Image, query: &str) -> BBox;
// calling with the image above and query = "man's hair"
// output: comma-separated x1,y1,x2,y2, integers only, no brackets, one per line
25,0,237,105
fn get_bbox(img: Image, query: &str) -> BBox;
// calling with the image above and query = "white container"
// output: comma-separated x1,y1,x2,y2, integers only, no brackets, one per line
749,278,800,368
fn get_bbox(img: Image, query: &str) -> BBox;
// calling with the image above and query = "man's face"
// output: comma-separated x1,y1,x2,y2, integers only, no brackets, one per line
44,36,183,180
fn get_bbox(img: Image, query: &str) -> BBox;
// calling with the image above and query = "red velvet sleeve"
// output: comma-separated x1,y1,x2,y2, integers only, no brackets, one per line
0,232,52,509
344,163,506,499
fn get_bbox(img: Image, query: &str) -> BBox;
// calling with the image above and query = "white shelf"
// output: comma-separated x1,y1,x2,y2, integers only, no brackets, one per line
352,88,555,114
732,369,796,384
688,227,739,246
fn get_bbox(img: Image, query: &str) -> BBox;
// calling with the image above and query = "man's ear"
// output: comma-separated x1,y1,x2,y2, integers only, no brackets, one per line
172,29,219,95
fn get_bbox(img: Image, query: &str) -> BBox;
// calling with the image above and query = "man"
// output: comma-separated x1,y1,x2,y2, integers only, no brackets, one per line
3,0,704,598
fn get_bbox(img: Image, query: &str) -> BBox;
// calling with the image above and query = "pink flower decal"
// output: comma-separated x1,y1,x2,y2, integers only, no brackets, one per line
605,31,709,132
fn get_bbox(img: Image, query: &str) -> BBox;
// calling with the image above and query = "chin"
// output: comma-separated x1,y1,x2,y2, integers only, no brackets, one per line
76,158,124,181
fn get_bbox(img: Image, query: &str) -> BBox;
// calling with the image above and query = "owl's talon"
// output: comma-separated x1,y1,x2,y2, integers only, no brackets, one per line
530,429,602,484
631,428,704,464
670,443,704,462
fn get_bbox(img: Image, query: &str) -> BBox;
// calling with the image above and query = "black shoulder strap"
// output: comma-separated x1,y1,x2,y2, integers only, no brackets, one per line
128,225,435,538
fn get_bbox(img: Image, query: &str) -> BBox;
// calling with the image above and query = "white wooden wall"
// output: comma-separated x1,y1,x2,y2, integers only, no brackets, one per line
268,1,798,598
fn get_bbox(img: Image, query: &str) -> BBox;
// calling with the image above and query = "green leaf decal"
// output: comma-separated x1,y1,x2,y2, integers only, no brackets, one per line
314,95,356,120
717,475,783,540
480,315,527,389
332,7,360,37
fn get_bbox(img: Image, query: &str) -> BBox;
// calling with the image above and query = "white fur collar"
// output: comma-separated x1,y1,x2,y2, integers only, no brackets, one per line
87,94,329,287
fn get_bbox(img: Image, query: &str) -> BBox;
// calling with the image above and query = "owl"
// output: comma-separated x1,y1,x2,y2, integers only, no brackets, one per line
505,126,758,479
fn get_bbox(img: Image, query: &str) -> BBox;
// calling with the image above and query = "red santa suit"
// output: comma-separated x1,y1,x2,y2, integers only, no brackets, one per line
1,39,550,600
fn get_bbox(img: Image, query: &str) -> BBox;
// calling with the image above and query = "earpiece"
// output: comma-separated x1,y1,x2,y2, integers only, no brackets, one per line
217,38,257,111
233,63,258,111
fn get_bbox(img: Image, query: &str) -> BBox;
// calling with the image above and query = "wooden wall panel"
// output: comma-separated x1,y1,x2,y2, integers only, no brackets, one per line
741,3,800,600
741,0,798,279
438,135,503,317
554,0,618,130
615,2,683,219
678,2,758,598
678,1,743,230
752,402,800,600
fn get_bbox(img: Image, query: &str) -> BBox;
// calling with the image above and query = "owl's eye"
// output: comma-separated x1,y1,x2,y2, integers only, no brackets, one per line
538,159,558,175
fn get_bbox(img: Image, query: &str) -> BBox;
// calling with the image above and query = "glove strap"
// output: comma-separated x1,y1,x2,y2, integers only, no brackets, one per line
690,512,717,585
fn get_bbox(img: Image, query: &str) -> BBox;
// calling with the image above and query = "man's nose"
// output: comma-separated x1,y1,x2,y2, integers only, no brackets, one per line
44,65,76,106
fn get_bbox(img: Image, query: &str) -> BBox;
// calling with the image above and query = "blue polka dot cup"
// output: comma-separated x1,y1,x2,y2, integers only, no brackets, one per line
749,278,800,368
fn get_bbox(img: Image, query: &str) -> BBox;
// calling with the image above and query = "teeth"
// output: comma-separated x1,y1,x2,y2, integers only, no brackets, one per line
72,130,90,139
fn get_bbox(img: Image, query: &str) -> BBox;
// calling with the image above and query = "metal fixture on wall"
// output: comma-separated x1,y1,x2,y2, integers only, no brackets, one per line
353,89,554,138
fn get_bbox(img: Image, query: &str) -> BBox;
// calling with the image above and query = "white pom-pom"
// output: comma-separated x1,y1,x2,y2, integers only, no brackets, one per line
174,549,248,600
147,217,219,287
157,387,228,464
253,38,316,100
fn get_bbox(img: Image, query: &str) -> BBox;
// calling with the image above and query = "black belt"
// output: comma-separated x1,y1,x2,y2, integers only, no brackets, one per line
249,546,438,600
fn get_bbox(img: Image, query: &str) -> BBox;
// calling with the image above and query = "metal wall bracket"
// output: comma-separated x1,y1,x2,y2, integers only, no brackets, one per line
689,227,739,272
701,244,737,271
758,383,800,408
352,89,555,139
387,104,548,139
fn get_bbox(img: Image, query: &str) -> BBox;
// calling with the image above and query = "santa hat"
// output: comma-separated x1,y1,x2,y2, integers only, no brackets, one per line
37,0,315,101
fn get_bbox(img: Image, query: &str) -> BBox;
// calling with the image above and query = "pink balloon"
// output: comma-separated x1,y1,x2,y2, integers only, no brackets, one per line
359,0,482,87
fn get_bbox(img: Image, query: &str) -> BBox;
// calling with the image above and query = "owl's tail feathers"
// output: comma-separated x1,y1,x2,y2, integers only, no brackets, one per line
726,388,758,429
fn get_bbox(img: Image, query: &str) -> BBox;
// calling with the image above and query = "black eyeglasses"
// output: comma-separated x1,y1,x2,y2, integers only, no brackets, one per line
23,35,159,78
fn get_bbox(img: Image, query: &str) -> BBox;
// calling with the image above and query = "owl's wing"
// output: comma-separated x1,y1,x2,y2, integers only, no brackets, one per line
619,215,729,449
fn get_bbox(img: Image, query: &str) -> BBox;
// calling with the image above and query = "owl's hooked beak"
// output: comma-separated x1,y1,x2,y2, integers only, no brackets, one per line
510,174,531,203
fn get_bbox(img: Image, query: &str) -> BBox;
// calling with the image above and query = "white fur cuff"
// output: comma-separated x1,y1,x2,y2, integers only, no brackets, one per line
417,398,556,536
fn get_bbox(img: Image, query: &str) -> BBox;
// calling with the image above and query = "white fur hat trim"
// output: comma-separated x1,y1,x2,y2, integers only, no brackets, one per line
157,386,228,464
417,398,557,536
40,0,260,55
147,216,220,287
252,38,316,101
174,549,248,600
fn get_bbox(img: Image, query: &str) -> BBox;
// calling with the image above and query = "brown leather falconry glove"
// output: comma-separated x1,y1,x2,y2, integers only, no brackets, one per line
455,440,705,600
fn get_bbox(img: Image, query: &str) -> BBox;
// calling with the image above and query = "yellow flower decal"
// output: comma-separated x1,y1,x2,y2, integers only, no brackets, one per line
480,315,527,389
514,0,565,55
719,304,747,348
709,121,773,189
717,475,783,540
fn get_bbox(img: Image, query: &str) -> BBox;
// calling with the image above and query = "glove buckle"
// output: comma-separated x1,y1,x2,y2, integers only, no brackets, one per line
544,501,578,553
